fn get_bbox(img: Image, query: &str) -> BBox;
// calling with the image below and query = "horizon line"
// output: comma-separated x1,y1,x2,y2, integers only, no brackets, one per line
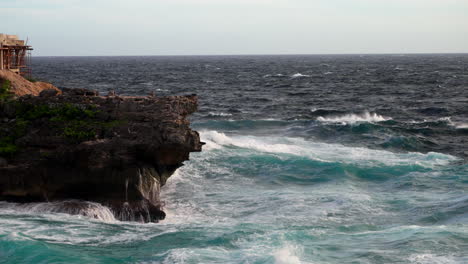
33,52,468,58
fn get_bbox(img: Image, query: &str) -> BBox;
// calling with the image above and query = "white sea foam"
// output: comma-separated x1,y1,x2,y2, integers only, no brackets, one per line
317,111,390,124
454,122,468,129
200,131,457,168
291,73,310,78
0,200,116,222
274,245,302,264
408,254,458,264
438,117,468,129
208,112,233,117
264,73,285,78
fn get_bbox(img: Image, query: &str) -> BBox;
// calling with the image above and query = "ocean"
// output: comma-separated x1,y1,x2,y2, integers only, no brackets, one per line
1,54,467,263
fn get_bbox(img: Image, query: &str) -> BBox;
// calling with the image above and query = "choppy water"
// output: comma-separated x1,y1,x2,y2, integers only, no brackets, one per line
1,55,467,263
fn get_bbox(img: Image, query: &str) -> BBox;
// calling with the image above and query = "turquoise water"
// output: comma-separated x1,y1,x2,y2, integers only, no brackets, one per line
1,123,467,263
2,55,467,263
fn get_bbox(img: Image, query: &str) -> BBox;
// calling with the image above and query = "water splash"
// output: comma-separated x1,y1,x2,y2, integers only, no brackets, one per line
317,111,390,124
273,245,302,264
0,200,116,222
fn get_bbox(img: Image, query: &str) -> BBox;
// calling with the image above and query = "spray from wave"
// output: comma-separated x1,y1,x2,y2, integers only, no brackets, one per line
273,245,303,264
317,111,390,124
0,200,116,222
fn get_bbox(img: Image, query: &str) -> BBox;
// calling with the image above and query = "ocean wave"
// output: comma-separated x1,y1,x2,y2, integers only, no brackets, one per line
273,245,303,264
291,73,310,78
408,254,459,264
454,122,468,129
0,200,116,222
317,111,390,124
263,73,285,78
437,117,468,129
200,131,457,168
208,112,233,117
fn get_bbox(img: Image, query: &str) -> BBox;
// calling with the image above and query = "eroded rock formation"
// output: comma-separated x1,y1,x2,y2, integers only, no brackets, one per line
0,88,202,222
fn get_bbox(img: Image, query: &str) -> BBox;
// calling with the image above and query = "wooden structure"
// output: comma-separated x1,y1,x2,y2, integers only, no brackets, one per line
0,34,32,77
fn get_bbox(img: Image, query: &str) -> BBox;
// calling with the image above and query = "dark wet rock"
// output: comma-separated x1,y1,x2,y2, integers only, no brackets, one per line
0,89,202,223
0,157,6,167
39,88,60,98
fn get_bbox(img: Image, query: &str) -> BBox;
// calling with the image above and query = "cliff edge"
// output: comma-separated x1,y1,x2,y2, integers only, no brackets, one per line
0,87,203,223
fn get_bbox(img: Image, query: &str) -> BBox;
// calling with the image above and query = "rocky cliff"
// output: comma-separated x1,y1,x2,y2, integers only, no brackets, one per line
0,88,203,222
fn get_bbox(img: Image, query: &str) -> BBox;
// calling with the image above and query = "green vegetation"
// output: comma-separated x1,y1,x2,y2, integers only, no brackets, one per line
0,101,125,158
16,103,97,121
0,79,12,101
0,137,18,157
14,103,101,142
0,109,28,157
62,120,97,142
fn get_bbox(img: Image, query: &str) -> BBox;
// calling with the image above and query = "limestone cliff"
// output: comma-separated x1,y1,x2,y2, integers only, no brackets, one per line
0,88,203,222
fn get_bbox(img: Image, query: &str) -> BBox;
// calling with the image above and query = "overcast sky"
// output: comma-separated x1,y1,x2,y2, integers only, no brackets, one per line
1,0,467,56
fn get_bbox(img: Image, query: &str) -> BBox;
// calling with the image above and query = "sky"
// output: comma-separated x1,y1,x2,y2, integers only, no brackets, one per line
0,0,467,56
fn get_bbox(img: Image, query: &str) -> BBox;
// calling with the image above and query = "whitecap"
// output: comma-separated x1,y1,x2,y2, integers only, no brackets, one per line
200,131,457,168
408,254,458,264
291,73,310,78
454,122,468,129
208,112,233,117
439,117,468,129
273,245,302,264
317,111,390,124
264,73,285,78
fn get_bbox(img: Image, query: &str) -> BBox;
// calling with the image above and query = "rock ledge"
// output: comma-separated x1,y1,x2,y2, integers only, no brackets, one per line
0,88,202,222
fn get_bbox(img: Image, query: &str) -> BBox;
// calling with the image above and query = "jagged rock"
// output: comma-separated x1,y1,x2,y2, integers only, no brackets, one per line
39,88,60,98
61,87,99,96
0,88,202,222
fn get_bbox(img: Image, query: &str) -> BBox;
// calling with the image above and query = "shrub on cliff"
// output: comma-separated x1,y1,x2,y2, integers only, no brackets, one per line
0,101,117,157
0,79,12,101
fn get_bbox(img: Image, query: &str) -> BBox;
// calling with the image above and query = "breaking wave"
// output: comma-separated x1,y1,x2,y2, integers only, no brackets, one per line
291,73,310,78
453,122,468,129
208,112,233,117
317,111,390,124
273,245,303,264
0,200,116,222
200,130,457,168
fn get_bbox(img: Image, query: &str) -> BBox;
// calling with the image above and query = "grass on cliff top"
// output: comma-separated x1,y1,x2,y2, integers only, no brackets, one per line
0,102,124,157
15,103,100,142
0,118,27,158
16,103,97,121
0,79,12,101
